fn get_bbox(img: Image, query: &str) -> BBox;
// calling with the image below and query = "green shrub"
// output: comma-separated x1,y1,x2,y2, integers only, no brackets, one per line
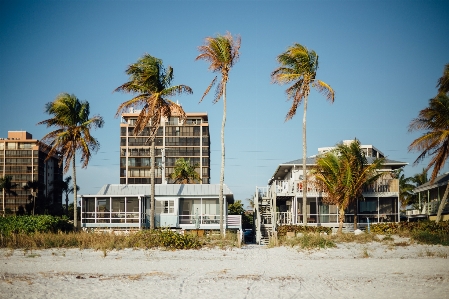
0,215,73,235
371,220,449,246
128,229,201,250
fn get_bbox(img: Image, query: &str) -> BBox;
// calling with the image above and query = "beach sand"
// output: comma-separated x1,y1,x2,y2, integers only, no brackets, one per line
1,237,449,298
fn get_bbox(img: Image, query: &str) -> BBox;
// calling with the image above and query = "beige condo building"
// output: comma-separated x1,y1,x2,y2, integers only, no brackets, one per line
120,109,210,185
0,131,62,213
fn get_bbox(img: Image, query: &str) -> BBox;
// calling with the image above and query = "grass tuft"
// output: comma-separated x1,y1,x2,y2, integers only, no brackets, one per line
280,233,336,250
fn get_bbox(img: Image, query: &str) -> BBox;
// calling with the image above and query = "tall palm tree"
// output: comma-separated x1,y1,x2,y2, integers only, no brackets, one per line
170,158,201,184
271,43,335,225
196,32,241,236
23,180,42,215
51,176,79,216
115,54,192,229
38,93,104,228
408,93,449,222
0,175,18,216
313,140,383,233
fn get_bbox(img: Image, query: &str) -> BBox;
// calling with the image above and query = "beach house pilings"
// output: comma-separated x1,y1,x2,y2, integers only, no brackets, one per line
79,184,241,230
412,172,449,221
253,142,407,245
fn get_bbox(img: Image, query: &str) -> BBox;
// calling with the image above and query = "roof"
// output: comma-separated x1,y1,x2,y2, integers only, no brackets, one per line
269,156,407,184
414,172,449,192
80,184,234,202
283,157,406,166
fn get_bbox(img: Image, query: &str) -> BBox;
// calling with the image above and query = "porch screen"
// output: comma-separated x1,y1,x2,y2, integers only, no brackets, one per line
179,198,201,215
202,199,218,215
359,198,377,214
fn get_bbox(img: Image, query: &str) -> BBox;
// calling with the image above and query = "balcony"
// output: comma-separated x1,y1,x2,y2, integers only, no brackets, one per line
271,178,399,197
363,179,399,196
274,180,322,197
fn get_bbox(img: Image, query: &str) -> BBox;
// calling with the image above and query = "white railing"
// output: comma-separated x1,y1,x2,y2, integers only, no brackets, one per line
81,211,141,224
227,215,242,227
257,186,269,198
274,180,322,195
179,214,219,225
177,214,241,228
276,212,292,225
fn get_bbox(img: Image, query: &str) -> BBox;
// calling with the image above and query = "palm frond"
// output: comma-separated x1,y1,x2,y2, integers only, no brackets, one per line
272,43,333,122
437,63,449,94
408,94,449,182
196,32,240,104
199,77,217,103
313,80,335,103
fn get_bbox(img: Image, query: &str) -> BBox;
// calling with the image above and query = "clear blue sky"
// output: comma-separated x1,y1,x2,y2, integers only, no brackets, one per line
1,0,448,207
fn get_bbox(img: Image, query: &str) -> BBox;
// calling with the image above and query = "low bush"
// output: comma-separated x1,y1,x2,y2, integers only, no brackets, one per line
0,229,201,250
281,233,336,249
0,215,73,235
330,232,380,244
277,225,332,237
128,229,202,250
372,220,449,245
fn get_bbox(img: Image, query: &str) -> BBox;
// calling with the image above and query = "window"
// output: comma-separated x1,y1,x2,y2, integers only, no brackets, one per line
19,143,32,149
7,143,17,149
155,200,174,214
128,158,136,167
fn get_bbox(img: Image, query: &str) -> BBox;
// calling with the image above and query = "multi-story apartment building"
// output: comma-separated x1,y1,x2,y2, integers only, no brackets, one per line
0,131,62,213
253,140,407,244
120,109,210,185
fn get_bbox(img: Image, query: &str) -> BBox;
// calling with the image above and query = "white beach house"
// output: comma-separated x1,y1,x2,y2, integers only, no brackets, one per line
253,141,407,244
79,184,241,230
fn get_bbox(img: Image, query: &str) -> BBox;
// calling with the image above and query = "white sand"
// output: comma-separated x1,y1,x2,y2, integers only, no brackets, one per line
1,237,449,299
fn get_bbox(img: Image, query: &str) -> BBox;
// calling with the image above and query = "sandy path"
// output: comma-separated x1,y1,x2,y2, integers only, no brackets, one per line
1,242,449,299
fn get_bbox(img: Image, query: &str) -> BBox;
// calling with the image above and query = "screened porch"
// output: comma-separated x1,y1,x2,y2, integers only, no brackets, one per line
275,196,400,227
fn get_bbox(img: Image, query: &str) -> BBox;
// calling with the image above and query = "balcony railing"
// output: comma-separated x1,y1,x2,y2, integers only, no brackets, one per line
165,119,207,126
276,212,292,225
178,214,241,228
274,180,322,195
363,179,399,193
271,178,399,196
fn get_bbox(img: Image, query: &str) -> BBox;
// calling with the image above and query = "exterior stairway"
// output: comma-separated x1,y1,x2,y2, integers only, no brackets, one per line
259,199,273,245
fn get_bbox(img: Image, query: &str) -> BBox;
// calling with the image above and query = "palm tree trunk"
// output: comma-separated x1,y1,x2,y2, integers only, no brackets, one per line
65,194,69,217
219,81,227,237
353,199,358,230
72,153,78,230
302,95,308,225
32,193,35,216
338,205,345,234
2,189,5,217
436,182,449,223
32,187,35,216
150,139,155,230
